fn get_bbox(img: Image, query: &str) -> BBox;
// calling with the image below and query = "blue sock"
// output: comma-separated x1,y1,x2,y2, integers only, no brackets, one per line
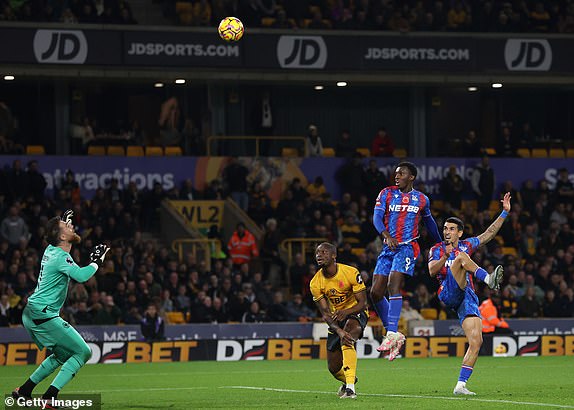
387,294,402,333
373,297,389,329
459,365,473,382
474,267,488,282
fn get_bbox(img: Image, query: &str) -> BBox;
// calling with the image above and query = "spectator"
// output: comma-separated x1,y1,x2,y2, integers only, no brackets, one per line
141,304,165,341
1,206,29,246
440,165,464,210
242,301,265,323
266,291,289,321
363,160,385,203
305,124,324,157
471,156,495,212
306,176,327,202
289,252,307,295
517,287,540,317
223,158,249,211
335,129,356,158
401,299,424,322
260,218,284,283
462,130,483,157
227,222,259,268
93,295,122,325
497,127,517,157
555,168,574,205
479,291,512,334
26,161,47,203
371,127,395,157
285,293,314,321
0,293,12,326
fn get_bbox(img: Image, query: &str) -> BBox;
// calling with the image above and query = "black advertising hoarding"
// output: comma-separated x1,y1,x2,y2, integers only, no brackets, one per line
122,31,243,67
0,26,573,74
0,27,121,65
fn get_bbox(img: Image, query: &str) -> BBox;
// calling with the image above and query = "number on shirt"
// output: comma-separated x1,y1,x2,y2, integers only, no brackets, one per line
405,257,411,271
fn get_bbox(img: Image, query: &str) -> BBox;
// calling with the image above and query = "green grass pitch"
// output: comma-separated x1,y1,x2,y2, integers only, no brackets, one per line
3,356,574,409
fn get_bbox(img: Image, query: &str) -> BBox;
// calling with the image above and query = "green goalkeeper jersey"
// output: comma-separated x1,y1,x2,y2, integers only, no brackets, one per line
27,245,97,316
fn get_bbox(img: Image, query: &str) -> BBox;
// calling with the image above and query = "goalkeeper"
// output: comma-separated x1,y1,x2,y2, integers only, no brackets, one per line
11,210,109,402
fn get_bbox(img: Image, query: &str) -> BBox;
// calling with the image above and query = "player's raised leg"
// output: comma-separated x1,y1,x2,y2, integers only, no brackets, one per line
450,252,503,290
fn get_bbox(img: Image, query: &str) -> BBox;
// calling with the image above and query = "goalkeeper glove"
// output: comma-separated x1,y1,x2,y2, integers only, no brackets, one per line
90,244,110,268
61,210,73,225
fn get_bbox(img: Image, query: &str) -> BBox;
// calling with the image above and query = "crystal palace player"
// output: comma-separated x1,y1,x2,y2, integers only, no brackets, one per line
11,210,109,405
371,162,442,360
428,192,511,395
310,242,368,399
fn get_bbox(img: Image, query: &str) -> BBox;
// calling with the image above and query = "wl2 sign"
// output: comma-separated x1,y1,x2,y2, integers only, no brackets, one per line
170,200,224,229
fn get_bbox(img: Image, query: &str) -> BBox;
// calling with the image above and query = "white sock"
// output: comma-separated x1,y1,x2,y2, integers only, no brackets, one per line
456,381,466,389
386,331,396,338
346,383,355,392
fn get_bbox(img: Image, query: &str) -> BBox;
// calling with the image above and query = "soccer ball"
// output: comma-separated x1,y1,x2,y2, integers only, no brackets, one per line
218,17,244,42
495,344,507,354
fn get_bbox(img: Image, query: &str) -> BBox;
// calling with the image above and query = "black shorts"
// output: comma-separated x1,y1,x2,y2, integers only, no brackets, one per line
326,310,368,352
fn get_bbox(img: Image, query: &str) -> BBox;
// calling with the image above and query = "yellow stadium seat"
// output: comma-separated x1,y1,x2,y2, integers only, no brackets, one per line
126,146,144,157
567,149,574,158
166,311,186,324
26,145,45,155
281,147,299,157
145,146,164,156
261,17,275,27
549,148,565,158
420,308,438,320
87,146,105,156
531,148,547,158
356,148,370,157
517,148,530,158
165,146,183,156
175,1,192,13
323,147,335,157
485,147,496,156
106,145,125,156
502,247,518,257
393,148,408,158
351,247,365,257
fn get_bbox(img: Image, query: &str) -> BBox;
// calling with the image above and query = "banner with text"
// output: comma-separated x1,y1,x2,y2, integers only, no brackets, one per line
1,156,572,201
1,335,572,365
1,26,573,74
170,200,225,229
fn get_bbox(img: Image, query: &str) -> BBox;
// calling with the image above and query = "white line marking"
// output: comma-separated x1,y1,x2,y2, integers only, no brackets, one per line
71,387,209,393
221,386,574,409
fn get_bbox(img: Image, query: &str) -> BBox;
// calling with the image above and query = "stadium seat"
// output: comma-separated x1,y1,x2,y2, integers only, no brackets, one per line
166,311,186,324
281,147,299,157
126,146,144,157
567,149,574,158
393,148,407,158
323,147,335,157
485,147,496,156
531,148,548,158
145,146,164,156
420,308,438,320
26,145,45,155
549,148,565,158
356,148,370,157
87,146,105,156
351,247,365,257
175,2,192,13
517,148,530,158
165,146,183,156
261,17,275,27
106,145,125,156
502,247,518,257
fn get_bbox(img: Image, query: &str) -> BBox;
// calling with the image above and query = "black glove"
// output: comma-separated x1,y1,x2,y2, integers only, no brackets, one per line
90,244,110,267
61,210,73,225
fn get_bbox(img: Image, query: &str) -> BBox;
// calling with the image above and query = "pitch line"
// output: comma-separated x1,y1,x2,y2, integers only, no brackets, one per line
221,386,574,409
72,387,209,393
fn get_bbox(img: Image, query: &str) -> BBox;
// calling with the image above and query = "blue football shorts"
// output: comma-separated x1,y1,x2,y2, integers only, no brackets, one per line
438,272,481,325
374,242,420,277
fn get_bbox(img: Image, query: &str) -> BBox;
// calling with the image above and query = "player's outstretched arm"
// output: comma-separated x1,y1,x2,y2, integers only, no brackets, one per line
423,213,442,243
477,192,511,246
67,244,110,283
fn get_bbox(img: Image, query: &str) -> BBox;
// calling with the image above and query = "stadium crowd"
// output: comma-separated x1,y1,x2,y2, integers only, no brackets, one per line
0,156,573,331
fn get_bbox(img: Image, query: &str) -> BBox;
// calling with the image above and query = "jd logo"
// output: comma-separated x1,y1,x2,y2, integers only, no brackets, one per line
33,30,88,64
504,39,551,71
277,36,327,69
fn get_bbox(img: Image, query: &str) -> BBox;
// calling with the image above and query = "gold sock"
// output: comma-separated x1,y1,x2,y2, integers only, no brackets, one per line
333,368,346,383
341,344,357,385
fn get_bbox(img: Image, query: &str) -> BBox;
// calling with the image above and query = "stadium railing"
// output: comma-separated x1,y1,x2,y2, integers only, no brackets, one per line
171,238,223,272
206,136,306,157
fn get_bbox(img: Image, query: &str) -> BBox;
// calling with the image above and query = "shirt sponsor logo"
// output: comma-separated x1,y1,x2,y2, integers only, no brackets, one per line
388,204,420,213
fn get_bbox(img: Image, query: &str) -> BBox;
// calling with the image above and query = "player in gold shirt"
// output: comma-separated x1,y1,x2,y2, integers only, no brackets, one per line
310,242,368,399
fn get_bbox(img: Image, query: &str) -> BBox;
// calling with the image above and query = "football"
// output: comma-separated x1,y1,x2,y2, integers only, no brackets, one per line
218,17,244,42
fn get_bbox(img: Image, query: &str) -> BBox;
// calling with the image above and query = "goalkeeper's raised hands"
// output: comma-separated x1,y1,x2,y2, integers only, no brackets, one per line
90,244,110,267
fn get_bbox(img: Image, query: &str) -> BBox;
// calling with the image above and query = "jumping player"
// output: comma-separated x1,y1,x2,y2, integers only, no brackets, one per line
371,162,442,360
428,192,511,395
11,210,109,404
310,242,368,399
